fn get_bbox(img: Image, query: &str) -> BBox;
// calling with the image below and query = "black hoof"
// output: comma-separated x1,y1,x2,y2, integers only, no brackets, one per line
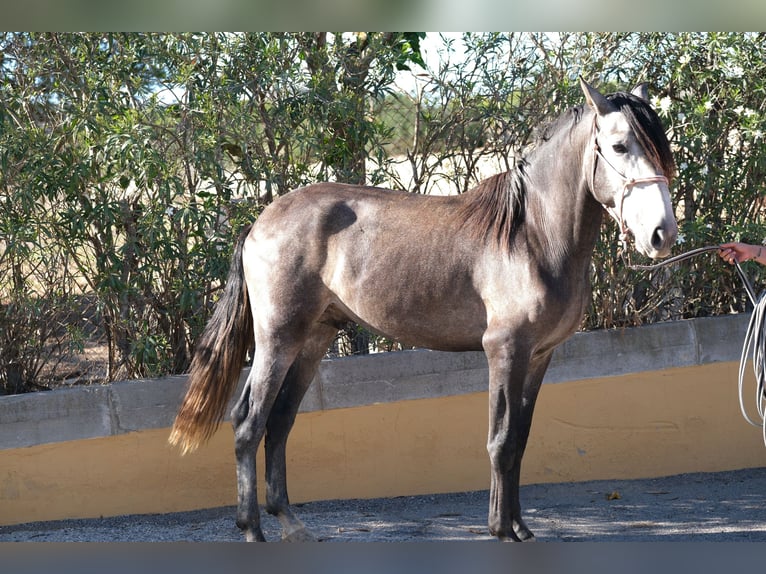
282,527,317,542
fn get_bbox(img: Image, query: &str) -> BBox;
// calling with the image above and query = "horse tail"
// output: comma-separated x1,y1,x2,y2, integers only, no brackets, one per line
169,224,254,454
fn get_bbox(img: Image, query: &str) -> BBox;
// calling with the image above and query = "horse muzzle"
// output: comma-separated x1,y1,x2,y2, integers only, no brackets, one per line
634,219,678,259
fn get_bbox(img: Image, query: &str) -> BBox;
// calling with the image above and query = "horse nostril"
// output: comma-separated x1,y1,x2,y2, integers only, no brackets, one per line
652,227,666,250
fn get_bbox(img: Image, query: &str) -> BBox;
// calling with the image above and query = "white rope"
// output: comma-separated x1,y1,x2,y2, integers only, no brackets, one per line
633,250,766,445
736,276,766,445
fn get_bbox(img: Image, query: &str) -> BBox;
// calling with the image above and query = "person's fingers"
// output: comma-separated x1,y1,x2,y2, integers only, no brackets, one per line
719,248,739,264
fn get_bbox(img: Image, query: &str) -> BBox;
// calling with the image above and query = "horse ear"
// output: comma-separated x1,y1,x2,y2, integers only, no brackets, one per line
579,76,614,116
631,82,650,102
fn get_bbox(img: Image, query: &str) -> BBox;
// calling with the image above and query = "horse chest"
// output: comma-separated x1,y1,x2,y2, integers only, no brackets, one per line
537,274,591,343
484,265,590,348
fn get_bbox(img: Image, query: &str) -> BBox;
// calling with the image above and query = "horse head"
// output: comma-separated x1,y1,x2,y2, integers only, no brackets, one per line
580,77,678,259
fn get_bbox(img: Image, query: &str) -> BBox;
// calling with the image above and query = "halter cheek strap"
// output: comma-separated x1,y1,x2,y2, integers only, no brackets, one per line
590,116,669,240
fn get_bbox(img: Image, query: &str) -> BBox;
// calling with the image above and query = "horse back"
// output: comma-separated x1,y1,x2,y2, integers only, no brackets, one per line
248,183,490,350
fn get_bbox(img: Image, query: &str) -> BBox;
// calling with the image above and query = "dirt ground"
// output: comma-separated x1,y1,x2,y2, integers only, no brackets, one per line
3,467,766,542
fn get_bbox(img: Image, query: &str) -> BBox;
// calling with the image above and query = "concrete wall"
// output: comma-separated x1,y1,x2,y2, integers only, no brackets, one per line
2,315,765,526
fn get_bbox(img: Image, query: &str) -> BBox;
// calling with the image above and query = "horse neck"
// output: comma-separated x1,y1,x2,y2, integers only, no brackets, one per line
522,110,604,276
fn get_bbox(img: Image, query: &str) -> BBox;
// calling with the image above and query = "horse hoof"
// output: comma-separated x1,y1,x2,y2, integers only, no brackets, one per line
282,527,317,542
514,523,536,542
244,529,267,542
492,523,536,542
497,532,535,542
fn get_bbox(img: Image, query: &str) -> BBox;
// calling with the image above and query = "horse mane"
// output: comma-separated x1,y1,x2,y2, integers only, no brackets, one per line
606,91,676,183
535,104,584,144
456,163,527,253
455,91,674,254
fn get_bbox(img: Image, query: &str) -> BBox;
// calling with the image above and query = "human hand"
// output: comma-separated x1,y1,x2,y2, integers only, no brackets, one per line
719,242,763,264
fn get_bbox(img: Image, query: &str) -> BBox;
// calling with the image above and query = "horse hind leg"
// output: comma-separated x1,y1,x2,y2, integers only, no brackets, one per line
231,339,303,542
264,323,339,542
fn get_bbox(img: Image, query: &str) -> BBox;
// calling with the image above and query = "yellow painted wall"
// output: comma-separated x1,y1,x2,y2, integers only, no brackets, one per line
2,361,765,526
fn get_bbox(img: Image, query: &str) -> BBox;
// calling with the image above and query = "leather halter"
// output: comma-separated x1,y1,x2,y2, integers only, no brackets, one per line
590,114,669,240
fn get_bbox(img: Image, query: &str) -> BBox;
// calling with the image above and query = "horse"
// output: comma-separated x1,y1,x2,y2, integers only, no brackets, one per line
169,78,678,542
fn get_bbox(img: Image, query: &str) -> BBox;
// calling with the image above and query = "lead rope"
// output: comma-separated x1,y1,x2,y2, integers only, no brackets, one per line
631,246,766,445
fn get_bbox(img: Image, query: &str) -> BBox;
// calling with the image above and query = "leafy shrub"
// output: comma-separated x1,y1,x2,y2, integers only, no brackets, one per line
1,32,764,392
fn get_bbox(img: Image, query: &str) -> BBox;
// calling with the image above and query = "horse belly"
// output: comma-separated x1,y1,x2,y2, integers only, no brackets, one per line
340,305,487,352
324,253,487,352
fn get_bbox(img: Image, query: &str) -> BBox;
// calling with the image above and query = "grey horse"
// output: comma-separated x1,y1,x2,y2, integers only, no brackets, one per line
170,78,678,542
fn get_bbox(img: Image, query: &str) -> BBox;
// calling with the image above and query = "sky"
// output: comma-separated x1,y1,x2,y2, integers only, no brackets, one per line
393,32,465,94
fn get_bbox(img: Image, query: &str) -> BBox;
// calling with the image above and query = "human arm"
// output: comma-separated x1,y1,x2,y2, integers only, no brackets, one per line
719,242,765,265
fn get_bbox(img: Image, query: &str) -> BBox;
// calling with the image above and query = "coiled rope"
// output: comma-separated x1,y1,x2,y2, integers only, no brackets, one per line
631,245,766,445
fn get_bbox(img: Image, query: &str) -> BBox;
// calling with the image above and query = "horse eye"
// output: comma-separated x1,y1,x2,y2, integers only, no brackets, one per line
612,143,628,154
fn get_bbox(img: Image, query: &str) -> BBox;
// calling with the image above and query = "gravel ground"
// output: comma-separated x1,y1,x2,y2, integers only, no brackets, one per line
3,467,766,542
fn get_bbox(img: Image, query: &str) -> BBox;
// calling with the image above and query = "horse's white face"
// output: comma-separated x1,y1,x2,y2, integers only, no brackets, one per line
581,78,678,259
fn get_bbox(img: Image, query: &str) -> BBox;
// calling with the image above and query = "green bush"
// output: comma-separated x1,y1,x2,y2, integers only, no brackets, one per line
1,32,764,392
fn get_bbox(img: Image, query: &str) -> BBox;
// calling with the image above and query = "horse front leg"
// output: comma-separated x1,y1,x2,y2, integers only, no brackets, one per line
484,339,551,542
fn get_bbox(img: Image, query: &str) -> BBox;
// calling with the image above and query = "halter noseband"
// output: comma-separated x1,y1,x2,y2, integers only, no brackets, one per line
590,114,669,241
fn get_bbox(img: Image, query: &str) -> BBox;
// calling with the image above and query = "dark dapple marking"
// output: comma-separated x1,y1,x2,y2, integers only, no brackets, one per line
170,78,678,542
